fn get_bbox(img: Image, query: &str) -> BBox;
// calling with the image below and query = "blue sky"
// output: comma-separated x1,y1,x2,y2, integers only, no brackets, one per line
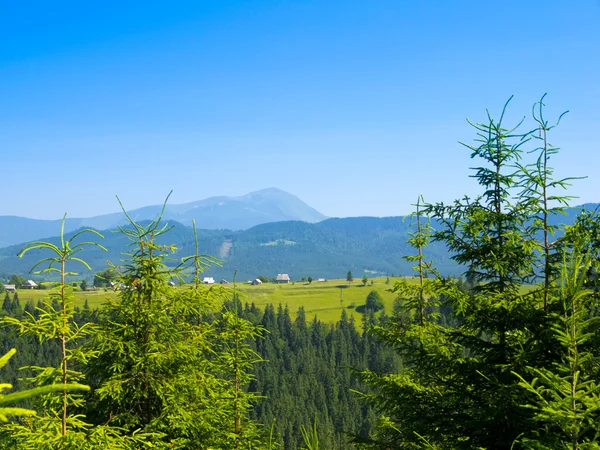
2,0,599,219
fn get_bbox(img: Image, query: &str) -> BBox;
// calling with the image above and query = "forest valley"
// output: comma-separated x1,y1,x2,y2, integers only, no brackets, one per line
2,96,600,449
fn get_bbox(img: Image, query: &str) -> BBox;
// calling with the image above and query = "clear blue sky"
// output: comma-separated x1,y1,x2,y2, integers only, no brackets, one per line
2,0,599,219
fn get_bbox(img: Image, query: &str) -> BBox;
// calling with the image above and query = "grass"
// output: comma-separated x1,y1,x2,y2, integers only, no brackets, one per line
13,277,413,326
14,288,118,310
12,278,540,330
234,278,409,325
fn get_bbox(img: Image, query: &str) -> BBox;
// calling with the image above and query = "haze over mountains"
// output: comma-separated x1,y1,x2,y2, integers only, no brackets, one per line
0,188,327,248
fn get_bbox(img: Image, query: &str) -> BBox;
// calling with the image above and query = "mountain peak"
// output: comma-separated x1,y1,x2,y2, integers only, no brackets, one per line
0,188,327,248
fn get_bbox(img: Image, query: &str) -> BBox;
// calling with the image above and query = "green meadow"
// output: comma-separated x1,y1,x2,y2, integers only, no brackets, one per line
15,277,413,325
233,277,409,324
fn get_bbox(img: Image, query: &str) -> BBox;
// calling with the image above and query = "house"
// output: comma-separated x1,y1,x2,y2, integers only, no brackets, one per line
3,284,16,293
21,280,37,289
220,279,230,285
251,279,263,285
275,274,291,284
318,278,326,282
203,277,215,285
168,281,176,287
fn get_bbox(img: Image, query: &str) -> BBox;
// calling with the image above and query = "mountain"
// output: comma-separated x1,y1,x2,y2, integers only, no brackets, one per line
0,188,327,248
0,216,454,282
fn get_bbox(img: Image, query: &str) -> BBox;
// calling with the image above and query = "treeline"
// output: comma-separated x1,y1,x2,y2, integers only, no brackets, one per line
236,301,399,449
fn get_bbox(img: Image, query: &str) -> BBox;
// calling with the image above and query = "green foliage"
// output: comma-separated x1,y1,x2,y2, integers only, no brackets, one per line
258,275,270,283
93,268,116,288
9,275,25,288
347,271,353,284
250,303,397,449
86,197,264,449
0,215,148,449
362,274,368,287
365,291,384,312
0,348,86,423
517,94,580,311
357,97,600,449
514,245,600,449
300,418,320,450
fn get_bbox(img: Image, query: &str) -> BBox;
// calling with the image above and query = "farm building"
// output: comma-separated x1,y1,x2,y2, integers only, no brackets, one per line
275,274,291,283
318,278,326,282
220,279,229,285
3,284,16,293
203,277,215,284
22,280,37,289
251,279,263,285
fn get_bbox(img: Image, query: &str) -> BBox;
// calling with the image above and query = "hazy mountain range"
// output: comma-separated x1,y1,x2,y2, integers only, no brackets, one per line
0,190,597,281
0,188,327,248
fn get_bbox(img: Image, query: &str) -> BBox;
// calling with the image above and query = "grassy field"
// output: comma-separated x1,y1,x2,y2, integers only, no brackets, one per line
233,277,412,325
13,277,414,325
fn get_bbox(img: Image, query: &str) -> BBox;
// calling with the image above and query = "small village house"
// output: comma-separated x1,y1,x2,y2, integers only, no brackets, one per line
21,280,37,289
251,278,263,285
203,277,215,285
3,284,16,293
275,274,291,284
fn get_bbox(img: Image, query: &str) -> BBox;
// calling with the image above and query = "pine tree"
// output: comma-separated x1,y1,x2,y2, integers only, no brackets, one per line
357,98,584,448
514,237,600,448
1,215,145,449
86,200,265,448
517,94,579,311
2,292,12,314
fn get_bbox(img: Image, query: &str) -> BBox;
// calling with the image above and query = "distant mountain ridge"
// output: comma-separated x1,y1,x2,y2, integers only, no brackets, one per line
0,216,449,282
1,204,598,282
0,188,327,248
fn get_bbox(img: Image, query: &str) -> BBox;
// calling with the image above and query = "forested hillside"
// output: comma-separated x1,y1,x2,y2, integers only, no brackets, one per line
2,206,596,283
0,216,457,281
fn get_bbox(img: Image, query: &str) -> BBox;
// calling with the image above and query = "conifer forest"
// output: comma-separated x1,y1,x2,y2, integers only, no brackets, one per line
3,97,600,449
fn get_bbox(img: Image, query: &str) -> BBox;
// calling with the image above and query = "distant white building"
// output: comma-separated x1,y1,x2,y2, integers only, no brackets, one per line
251,279,263,285
203,277,215,285
318,278,326,282
3,284,16,293
21,280,37,289
275,274,291,284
